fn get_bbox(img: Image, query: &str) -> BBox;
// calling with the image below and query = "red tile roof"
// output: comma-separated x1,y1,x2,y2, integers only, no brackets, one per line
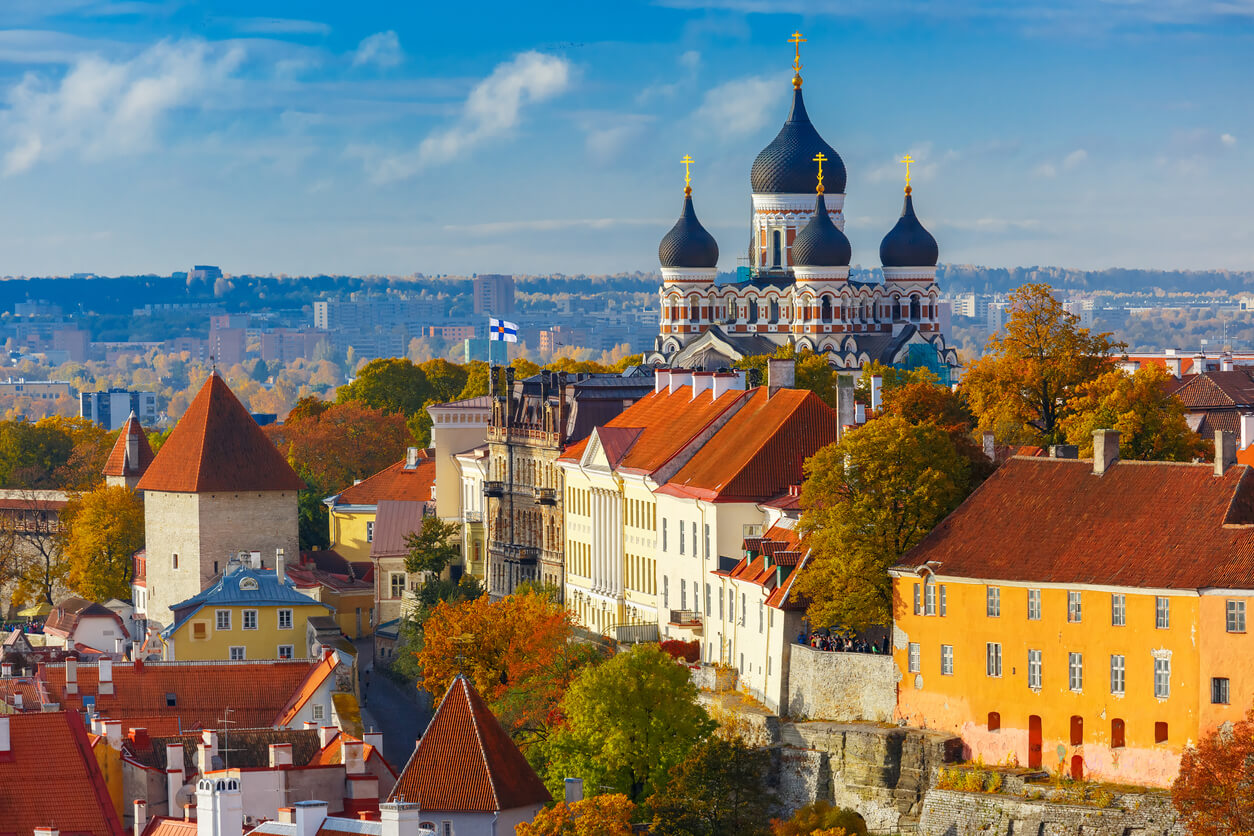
1166,369,1254,409
44,597,126,640
388,676,550,813
273,652,339,727
42,659,321,730
895,456,1254,589
333,455,435,506
730,522,808,610
658,388,840,502
0,711,124,836
307,731,397,777
103,414,155,479
139,818,197,836
137,373,305,493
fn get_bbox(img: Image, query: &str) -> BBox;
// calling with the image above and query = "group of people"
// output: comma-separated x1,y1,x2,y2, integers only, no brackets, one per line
801,631,887,654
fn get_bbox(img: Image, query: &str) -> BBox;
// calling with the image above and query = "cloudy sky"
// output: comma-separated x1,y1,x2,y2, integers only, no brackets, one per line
0,0,1249,276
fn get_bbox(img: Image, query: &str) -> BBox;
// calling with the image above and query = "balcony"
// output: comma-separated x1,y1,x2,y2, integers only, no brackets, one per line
495,543,539,565
533,487,557,506
484,481,505,498
668,610,703,631
463,510,483,523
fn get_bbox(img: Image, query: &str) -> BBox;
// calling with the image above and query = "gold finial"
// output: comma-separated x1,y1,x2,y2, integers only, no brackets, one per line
681,154,693,196
789,31,806,88
813,152,827,194
900,154,914,195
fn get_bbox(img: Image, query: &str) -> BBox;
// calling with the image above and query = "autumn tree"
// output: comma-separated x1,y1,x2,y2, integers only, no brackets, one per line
1,488,70,605
415,590,596,739
60,485,145,602
770,802,868,836
963,283,1123,445
736,346,844,408
404,515,481,620
1173,709,1254,836
542,644,715,803
647,736,777,836
514,794,636,836
336,358,431,416
794,416,971,630
1060,364,1206,461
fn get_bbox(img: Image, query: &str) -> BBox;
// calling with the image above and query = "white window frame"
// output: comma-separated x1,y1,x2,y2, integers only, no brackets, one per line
924,580,936,616
215,610,231,631
311,703,326,721
242,609,258,631
940,644,954,676
390,572,406,599
1067,591,1082,623
229,646,246,661
913,583,921,615
986,642,1002,678
366,520,374,543
1154,657,1171,698
1213,676,1231,705
1228,600,1246,633
939,584,947,616
1027,649,1042,689
1069,652,1083,692
1155,596,1170,630
1110,654,1125,695
986,587,1000,618
278,609,293,630
1111,593,1126,627
908,642,920,673
278,645,294,660
679,522,685,555
1027,588,1041,621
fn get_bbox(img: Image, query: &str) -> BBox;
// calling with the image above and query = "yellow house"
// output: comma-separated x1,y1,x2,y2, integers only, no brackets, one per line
161,559,331,661
325,448,436,563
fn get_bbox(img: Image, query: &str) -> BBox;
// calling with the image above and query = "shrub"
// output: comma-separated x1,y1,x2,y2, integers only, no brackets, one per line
659,639,700,663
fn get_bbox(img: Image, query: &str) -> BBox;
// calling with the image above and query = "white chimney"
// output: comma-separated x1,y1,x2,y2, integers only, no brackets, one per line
65,658,78,695
0,716,9,753
982,432,996,462
710,372,745,401
668,369,693,394
34,828,58,836
275,548,286,582
302,721,317,730
1093,429,1120,475
250,551,262,569
99,659,114,696
1217,430,1238,477
196,776,243,836
1166,356,1182,377
380,802,422,836
363,731,384,752
166,743,185,804
854,403,866,424
103,719,122,750
1241,414,1254,452
269,743,293,768
341,738,365,775
197,730,218,774
1,662,11,678
870,375,883,412
133,800,148,836
564,777,584,803
653,369,671,394
1223,354,1235,372
690,371,714,400
406,447,420,468
766,358,795,396
292,801,328,836
318,726,338,748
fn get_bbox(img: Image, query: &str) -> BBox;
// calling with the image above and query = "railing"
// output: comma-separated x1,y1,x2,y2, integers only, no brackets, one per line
612,624,660,644
494,543,539,565
533,487,557,505
463,510,483,523
668,610,702,628
484,481,505,498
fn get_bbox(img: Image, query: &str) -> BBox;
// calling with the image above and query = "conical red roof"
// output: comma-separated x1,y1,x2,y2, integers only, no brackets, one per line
102,413,155,479
136,374,305,493
388,676,551,813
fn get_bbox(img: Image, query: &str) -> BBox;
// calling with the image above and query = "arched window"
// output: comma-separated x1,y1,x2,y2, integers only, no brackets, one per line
769,299,780,323
910,296,922,320
821,297,833,323
689,297,699,322
772,230,782,267
729,299,739,321
987,712,1001,732
748,299,759,322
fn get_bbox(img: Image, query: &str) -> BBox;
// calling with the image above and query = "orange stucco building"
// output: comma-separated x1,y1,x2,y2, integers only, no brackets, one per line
891,430,1254,788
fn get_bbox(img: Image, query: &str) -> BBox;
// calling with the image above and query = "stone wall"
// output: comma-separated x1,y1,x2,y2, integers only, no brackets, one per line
786,645,897,723
918,787,1185,836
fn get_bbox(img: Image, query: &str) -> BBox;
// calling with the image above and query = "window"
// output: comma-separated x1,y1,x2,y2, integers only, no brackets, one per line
1155,596,1170,629
986,587,1001,618
278,609,293,630
1227,600,1246,633
1110,654,1125,695
986,643,1002,677
680,579,686,610
1212,677,1231,705
987,711,1000,732
442,821,452,836
692,523,697,557
705,583,711,616
740,593,746,626
312,703,325,721
1027,589,1041,621
165,693,177,707
679,521,685,555
172,552,179,570
663,576,669,609
366,521,374,543
1155,721,1169,744
913,584,921,615
1067,591,1082,623
1027,649,1042,689
718,588,724,620
1111,594,1126,627
662,519,668,551
759,601,764,633
1154,657,1171,698
924,580,936,616
243,610,258,630
1069,652,1083,692
940,644,954,676
1111,719,1125,748
229,646,245,661
390,572,406,599
908,642,920,673
939,584,947,616
192,622,207,639
278,645,294,660
215,610,231,631
704,524,710,558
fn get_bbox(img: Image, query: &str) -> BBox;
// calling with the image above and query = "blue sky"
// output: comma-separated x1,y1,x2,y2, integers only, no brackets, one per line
0,0,1249,276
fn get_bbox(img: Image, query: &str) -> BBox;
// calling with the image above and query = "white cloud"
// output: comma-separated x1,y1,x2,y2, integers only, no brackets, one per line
866,142,954,184
679,50,701,71
352,30,403,70
692,76,775,137
1032,148,1086,177
231,17,331,36
0,38,244,175
1222,133,1238,146
1062,148,1087,170
357,51,571,183
579,113,655,162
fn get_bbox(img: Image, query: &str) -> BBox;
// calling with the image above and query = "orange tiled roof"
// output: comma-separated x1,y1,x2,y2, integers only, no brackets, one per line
103,414,155,478
896,456,1254,589
1167,369,1254,410
658,388,839,502
137,373,305,493
140,818,197,836
307,731,397,777
273,652,339,727
0,711,124,836
43,659,320,730
388,676,550,813
333,454,435,506
730,522,808,610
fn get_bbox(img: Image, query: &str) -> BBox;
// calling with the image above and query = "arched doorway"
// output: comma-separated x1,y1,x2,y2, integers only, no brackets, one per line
1028,715,1043,769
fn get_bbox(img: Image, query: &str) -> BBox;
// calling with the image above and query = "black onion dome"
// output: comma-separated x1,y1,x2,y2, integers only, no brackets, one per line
750,87,846,195
658,193,719,269
879,193,938,267
792,193,851,267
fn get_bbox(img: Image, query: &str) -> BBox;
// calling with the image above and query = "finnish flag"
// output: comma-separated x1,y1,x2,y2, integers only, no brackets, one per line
489,318,518,343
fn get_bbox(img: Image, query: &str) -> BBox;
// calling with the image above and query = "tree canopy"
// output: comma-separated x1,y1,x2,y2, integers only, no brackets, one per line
1173,709,1254,836
1060,363,1206,461
648,736,778,836
515,794,636,836
61,485,145,603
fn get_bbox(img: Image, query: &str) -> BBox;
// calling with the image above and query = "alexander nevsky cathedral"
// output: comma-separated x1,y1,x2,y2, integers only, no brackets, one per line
644,35,961,382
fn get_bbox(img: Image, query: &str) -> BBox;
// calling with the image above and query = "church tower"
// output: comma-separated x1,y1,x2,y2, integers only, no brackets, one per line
791,155,852,347
880,160,942,335
102,412,154,490
656,158,720,355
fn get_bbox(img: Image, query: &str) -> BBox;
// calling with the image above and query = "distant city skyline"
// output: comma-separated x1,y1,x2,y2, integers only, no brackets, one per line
0,0,1248,275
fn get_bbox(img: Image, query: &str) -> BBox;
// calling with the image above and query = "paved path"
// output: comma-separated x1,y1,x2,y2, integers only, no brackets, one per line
356,637,432,769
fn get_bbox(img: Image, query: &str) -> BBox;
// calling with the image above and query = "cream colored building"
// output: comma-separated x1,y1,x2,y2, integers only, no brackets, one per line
426,396,491,522
454,446,490,584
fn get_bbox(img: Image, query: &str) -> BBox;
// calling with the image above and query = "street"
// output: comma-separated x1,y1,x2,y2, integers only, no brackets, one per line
355,638,433,769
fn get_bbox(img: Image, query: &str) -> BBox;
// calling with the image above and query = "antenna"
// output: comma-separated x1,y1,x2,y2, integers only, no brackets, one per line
217,706,237,770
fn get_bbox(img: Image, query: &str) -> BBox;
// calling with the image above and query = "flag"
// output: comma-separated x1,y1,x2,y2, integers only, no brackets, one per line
489,317,518,343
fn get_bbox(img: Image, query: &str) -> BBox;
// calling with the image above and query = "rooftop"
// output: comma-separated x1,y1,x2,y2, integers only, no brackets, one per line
102,413,155,479
332,453,435,508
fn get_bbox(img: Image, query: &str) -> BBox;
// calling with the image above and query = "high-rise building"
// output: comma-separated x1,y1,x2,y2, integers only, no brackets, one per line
473,274,515,316
80,389,158,430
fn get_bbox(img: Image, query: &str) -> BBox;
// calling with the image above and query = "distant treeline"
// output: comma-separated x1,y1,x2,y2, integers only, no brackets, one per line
935,265,1254,295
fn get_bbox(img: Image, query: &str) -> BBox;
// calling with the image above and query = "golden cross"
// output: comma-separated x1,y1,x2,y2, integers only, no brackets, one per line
813,152,827,193
681,154,693,193
789,31,806,75
900,154,914,191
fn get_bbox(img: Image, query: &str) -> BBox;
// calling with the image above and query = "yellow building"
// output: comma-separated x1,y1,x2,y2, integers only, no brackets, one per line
160,559,330,661
892,431,1254,788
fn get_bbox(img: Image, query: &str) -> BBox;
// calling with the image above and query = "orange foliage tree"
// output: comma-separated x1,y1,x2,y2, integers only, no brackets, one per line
267,399,408,494
514,794,635,836
415,590,599,740
1173,710,1254,836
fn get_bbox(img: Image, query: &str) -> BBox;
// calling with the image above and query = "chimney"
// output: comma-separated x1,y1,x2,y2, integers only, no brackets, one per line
1223,353,1235,372
293,801,329,836
1093,429,1120,475
197,730,218,774
1242,414,1254,452
133,800,147,836
165,743,185,804
668,369,693,394
345,774,380,809
690,371,714,400
268,743,293,768
278,809,295,824
766,358,794,396
99,658,114,696
564,777,584,803
115,636,125,656
302,721,317,730
134,649,144,671
1049,445,1079,459
275,548,286,582
318,726,338,748
405,447,419,469
196,775,243,836
250,551,262,569
363,731,384,752
129,727,150,751
654,369,671,394
982,432,996,462
34,829,58,836
1216,430,1238,476
1166,356,1182,377
0,716,9,754
854,403,866,424
65,658,78,695
870,375,883,412
379,802,422,836
710,372,744,400
836,376,855,437
103,719,122,750
341,738,365,775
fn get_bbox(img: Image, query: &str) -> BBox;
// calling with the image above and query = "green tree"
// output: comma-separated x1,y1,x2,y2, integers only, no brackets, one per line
770,802,868,836
60,485,145,602
336,357,430,416
1060,364,1207,461
542,644,715,803
404,514,462,575
735,345,845,408
794,416,971,630
963,283,1123,445
648,736,778,836
419,358,470,403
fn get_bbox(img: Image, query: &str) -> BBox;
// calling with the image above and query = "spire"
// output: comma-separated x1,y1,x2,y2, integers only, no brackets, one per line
880,186,939,268
659,156,719,270
900,154,914,195
789,30,806,89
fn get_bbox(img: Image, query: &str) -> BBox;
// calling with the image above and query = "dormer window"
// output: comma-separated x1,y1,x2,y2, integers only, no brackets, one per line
239,577,259,591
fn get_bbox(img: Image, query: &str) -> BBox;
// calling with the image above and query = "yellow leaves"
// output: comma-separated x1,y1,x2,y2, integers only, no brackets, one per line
514,794,635,836
61,484,144,603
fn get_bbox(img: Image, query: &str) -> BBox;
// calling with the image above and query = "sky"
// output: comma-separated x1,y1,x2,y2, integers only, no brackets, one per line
0,0,1249,277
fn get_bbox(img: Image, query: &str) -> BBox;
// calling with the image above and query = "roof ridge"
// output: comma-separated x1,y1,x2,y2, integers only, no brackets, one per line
460,677,502,811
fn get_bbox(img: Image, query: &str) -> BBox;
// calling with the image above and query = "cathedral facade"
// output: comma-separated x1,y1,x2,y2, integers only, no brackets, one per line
645,41,960,381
